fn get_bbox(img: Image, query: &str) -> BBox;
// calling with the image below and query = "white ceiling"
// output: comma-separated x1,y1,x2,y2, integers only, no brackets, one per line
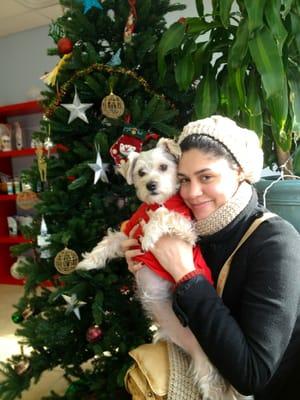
0,0,63,38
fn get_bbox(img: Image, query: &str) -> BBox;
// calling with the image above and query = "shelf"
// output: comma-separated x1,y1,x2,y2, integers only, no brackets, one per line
0,100,43,119
0,235,29,244
0,148,36,158
0,145,68,159
0,194,17,201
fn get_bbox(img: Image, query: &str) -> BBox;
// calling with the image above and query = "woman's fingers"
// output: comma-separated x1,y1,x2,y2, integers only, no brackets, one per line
121,238,139,253
123,223,145,274
128,223,139,238
125,248,144,274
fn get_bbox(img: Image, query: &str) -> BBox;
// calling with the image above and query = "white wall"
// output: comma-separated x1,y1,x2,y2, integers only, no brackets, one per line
0,0,200,105
0,26,58,105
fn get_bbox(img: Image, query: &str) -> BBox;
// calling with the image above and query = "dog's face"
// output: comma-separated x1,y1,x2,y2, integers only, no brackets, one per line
118,139,181,204
132,147,178,204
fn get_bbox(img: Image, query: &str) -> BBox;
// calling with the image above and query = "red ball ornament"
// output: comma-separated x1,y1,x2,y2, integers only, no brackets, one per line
57,37,73,55
86,325,103,343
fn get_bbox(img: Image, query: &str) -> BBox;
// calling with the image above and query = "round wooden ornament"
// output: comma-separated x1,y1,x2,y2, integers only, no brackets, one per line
101,92,125,119
54,247,79,274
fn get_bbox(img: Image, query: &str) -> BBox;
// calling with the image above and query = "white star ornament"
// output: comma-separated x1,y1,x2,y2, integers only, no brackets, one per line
61,87,93,124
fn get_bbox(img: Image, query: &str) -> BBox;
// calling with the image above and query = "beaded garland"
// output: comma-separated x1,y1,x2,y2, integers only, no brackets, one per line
44,64,176,119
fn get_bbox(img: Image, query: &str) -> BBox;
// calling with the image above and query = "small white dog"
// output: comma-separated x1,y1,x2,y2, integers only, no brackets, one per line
77,139,252,400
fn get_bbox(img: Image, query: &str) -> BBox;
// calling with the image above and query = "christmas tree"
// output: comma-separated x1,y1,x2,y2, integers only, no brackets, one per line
0,1,189,399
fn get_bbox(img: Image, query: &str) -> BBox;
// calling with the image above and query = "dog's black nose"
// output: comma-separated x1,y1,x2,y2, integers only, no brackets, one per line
146,181,157,192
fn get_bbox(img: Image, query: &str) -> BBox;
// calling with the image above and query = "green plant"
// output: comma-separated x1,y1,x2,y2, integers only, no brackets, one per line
158,0,300,174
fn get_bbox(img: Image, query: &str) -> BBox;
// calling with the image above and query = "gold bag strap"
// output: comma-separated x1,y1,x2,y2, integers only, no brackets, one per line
216,212,276,297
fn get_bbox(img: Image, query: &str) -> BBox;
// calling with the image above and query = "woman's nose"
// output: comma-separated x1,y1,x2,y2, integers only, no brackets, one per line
188,180,203,198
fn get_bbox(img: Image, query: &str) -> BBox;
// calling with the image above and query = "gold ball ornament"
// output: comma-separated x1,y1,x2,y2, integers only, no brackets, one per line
101,92,125,119
54,247,79,275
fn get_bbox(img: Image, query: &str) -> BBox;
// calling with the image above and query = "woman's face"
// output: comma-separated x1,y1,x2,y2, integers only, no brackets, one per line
178,148,242,220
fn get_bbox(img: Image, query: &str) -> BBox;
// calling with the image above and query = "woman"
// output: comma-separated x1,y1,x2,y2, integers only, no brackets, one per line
124,116,300,400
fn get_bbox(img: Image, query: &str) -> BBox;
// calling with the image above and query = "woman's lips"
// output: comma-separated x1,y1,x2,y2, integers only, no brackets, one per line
189,200,212,209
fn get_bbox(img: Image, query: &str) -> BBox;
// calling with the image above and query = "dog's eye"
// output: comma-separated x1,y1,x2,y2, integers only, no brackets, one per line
159,164,168,171
138,169,146,177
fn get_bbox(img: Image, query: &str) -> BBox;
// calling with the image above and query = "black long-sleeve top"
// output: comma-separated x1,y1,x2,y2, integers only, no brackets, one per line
172,193,300,399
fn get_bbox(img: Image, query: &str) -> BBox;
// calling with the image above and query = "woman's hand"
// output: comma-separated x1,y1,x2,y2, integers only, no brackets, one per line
121,224,145,274
149,234,196,283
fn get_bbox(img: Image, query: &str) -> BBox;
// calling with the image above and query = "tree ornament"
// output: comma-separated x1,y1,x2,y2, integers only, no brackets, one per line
40,53,72,87
48,21,65,42
35,146,47,182
61,87,93,124
37,216,51,259
101,91,125,119
120,285,130,295
14,358,31,375
11,311,24,324
62,294,87,320
57,37,73,55
54,247,79,274
65,380,88,395
107,48,121,66
110,126,159,165
22,306,34,320
10,256,26,280
86,325,103,343
88,145,109,184
16,191,40,210
124,0,137,44
82,0,103,14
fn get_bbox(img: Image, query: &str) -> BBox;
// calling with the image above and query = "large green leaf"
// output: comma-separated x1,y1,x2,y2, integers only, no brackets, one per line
157,22,185,79
228,66,247,109
281,0,294,18
288,67,300,134
228,19,249,69
290,12,300,54
194,68,219,118
193,42,209,78
265,0,288,55
249,27,285,98
195,0,204,17
245,71,263,139
186,18,218,35
175,52,195,91
268,79,289,150
220,0,234,28
244,0,267,32
219,71,239,117
293,144,300,175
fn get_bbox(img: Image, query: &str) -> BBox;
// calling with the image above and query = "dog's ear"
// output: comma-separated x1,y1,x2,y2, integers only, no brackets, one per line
157,138,181,161
117,151,139,185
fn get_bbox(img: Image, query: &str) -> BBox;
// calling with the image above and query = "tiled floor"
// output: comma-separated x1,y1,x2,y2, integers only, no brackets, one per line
0,284,67,399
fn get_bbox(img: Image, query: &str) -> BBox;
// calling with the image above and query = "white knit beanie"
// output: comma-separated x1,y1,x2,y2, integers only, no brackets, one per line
178,115,264,184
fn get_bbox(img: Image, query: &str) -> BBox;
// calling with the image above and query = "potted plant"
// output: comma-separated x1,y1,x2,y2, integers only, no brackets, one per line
157,0,300,231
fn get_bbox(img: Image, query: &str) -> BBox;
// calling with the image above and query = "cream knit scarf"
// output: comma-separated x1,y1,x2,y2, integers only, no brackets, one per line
195,181,253,237
167,182,253,400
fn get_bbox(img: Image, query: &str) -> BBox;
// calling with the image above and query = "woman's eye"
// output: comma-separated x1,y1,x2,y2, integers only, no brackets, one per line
200,175,213,182
138,170,146,177
159,164,168,171
178,178,188,185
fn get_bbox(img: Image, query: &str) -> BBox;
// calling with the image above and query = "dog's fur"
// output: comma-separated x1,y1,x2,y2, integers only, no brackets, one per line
76,139,253,400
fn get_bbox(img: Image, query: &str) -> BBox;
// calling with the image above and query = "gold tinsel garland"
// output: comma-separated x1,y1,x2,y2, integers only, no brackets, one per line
44,64,176,118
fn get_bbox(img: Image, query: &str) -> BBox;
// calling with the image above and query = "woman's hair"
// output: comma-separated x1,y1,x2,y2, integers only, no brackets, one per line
180,133,240,170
